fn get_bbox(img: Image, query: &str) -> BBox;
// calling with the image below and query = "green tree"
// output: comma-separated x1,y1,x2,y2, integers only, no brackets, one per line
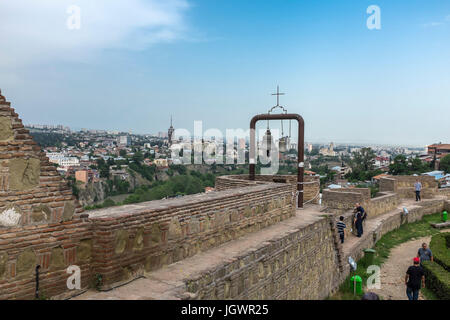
440,154,450,173
132,151,144,163
389,155,430,175
389,155,409,175
351,148,376,172
96,158,110,178
346,148,379,181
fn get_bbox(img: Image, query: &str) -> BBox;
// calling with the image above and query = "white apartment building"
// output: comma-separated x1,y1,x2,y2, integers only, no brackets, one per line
46,152,80,168
58,157,80,168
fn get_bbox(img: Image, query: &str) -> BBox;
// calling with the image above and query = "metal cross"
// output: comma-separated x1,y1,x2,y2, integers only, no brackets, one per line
271,85,285,106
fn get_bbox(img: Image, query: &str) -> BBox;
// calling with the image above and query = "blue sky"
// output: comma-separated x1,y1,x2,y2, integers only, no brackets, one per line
1,0,449,146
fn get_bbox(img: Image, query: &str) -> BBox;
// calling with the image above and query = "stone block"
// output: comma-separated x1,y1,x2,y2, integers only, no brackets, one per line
8,158,40,191
77,239,92,263
0,252,8,279
16,249,36,277
133,228,144,251
0,116,13,141
62,201,75,222
50,247,65,270
115,230,129,255
31,204,50,223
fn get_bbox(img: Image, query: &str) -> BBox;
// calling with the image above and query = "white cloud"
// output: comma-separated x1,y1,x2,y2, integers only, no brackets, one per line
0,0,190,67
421,22,444,28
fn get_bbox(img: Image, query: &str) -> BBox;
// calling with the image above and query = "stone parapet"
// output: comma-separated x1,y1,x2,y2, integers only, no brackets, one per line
88,182,295,290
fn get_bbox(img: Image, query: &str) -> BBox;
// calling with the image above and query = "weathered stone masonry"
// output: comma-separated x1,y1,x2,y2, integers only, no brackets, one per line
0,92,86,299
0,91,448,300
0,91,298,299
178,194,449,301
89,183,295,290
182,217,343,300
216,174,320,204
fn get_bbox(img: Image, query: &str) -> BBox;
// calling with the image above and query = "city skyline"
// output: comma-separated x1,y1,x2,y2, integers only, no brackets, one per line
1,0,449,146
25,120,432,149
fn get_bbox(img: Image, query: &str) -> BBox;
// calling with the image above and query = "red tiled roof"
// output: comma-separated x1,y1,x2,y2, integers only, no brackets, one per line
373,173,389,180
428,144,450,150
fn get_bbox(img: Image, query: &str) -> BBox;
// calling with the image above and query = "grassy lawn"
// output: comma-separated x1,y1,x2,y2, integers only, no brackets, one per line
329,212,444,300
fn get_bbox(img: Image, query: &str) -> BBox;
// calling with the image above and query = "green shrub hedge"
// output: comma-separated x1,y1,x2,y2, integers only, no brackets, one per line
423,232,450,300
422,261,450,300
429,232,450,271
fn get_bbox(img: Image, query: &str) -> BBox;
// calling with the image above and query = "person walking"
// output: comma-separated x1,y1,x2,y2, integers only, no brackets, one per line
405,257,425,300
354,203,365,237
336,216,346,244
417,242,433,265
414,179,422,201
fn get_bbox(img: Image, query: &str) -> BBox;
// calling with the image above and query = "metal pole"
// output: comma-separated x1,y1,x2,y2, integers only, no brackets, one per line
297,116,304,209
249,113,305,208
35,265,41,299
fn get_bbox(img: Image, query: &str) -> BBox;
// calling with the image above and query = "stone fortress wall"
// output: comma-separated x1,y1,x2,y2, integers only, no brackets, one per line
89,182,295,290
0,91,448,300
0,92,86,299
379,175,438,199
216,174,320,204
180,216,344,300
0,92,300,299
322,187,399,219
322,176,438,219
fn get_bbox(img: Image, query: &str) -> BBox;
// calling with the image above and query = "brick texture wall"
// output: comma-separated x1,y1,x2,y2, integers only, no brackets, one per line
216,175,320,204
0,91,447,300
89,183,295,289
380,176,438,199
348,199,446,264
322,189,368,214
366,193,399,218
0,92,86,299
182,217,344,300
167,198,448,300
438,188,450,198
322,188,399,219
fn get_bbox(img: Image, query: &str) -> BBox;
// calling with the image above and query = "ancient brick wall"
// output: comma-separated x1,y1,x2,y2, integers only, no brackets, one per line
0,218,93,299
366,193,399,218
215,175,261,190
89,183,295,289
216,175,320,204
0,91,87,299
1,90,447,300
336,199,446,281
182,217,343,300
322,189,368,214
380,176,438,199
322,187,399,219
379,177,397,193
172,198,447,301
438,188,450,198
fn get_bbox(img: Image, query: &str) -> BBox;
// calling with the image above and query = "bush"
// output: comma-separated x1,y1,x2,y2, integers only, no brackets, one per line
422,261,450,300
429,232,450,271
422,232,450,300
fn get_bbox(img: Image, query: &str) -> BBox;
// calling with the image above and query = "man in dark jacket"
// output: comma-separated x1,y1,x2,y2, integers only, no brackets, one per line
354,203,365,237
405,257,425,300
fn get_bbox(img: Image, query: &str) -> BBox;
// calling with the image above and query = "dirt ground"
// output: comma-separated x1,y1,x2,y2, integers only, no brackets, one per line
371,236,431,300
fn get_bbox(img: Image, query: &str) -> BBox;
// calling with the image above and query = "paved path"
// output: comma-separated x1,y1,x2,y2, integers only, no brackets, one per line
340,198,421,258
370,236,431,300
